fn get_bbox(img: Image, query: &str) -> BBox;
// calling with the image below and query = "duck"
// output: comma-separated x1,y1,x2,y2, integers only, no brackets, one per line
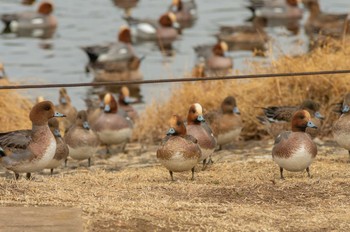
64,110,100,167
193,41,233,76
248,0,303,21
82,26,144,73
46,118,69,175
55,88,78,131
216,17,269,53
205,96,243,150
168,0,197,28
247,0,286,9
112,0,139,17
118,86,139,122
272,110,317,179
0,101,65,179
124,12,180,44
186,103,217,168
1,1,57,38
257,99,324,138
332,93,350,160
92,93,132,153
157,114,201,181
303,0,350,38
22,0,36,5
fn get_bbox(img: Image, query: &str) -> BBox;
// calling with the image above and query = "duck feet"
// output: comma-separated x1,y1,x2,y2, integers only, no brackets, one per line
191,167,195,181
26,173,31,180
65,158,68,167
169,170,174,181
50,169,54,176
279,167,285,180
202,159,207,171
88,157,91,167
306,167,311,178
14,172,20,180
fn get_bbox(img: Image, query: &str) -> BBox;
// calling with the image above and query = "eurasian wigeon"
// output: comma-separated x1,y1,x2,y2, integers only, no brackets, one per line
272,110,317,179
55,88,78,131
216,17,269,53
186,103,217,168
248,0,303,20
0,101,65,179
124,12,180,44
118,86,139,122
64,110,100,167
168,0,197,28
92,93,132,153
332,93,350,160
157,115,201,181
257,99,324,139
82,26,144,73
205,96,243,150
1,1,57,38
303,0,350,38
193,41,233,76
46,118,69,175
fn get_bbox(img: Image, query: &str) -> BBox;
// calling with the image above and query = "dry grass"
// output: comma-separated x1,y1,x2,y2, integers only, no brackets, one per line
0,79,33,132
0,141,350,231
133,39,350,142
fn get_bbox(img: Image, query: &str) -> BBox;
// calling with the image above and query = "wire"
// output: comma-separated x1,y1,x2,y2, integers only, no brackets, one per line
1,69,350,90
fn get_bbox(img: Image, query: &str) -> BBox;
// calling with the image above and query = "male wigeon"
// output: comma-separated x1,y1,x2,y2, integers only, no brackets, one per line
82,26,144,73
92,93,132,153
124,12,180,44
0,101,65,179
64,110,100,167
157,115,201,181
303,0,350,38
205,96,243,150
1,1,57,38
193,41,233,76
55,88,78,131
332,93,350,160
248,0,303,20
257,99,324,138
46,118,69,175
118,86,139,122
272,110,317,179
168,0,197,28
186,103,217,168
216,17,269,52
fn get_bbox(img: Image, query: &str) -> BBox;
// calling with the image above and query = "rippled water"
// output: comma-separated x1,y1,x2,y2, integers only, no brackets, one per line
0,0,349,110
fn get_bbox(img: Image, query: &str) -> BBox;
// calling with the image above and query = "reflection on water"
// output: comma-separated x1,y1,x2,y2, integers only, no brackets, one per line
0,0,349,111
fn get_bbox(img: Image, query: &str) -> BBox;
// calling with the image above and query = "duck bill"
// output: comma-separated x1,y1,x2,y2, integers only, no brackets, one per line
104,104,111,112
83,121,90,130
341,105,350,114
307,121,317,129
54,112,66,117
53,128,62,137
166,127,176,136
314,111,324,120
233,107,240,115
197,115,205,122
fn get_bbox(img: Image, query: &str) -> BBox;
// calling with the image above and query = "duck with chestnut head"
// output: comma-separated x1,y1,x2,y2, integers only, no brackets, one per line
272,110,318,179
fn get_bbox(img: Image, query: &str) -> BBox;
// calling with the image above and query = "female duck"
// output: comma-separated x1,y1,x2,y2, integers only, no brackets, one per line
157,115,201,181
55,88,78,131
272,110,317,179
186,103,217,168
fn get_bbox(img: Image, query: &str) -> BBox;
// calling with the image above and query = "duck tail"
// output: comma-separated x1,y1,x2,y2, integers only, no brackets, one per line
245,6,256,22
0,147,5,158
256,116,270,125
1,14,17,32
80,47,99,63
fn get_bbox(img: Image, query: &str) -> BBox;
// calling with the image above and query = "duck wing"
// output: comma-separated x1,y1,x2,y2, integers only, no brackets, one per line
263,106,297,122
0,130,32,150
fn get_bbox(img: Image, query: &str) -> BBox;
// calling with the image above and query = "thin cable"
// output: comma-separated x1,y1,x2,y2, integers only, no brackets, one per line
1,69,350,90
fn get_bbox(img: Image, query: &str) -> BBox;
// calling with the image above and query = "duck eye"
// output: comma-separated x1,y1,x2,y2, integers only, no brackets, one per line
44,106,51,111
176,122,181,126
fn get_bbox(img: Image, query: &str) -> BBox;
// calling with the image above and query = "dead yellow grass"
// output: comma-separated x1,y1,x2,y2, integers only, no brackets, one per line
133,39,350,142
0,143,349,231
0,79,32,132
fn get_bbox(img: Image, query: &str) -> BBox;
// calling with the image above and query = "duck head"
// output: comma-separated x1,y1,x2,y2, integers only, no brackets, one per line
300,99,324,120
212,41,229,57
187,103,205,125
76,110,90,130
167,114,186,136
38,1,54,15
291,110,317,132
48,118,61,137
159,12,181,32
30,101,66,126
221,96,240,115
58,88,71,106
302,0,320,16
118,25,132,44
118,86,136,105
103,93,118,113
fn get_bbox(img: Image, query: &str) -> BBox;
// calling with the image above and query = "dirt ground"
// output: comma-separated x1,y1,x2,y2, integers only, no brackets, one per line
0,139,350,231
